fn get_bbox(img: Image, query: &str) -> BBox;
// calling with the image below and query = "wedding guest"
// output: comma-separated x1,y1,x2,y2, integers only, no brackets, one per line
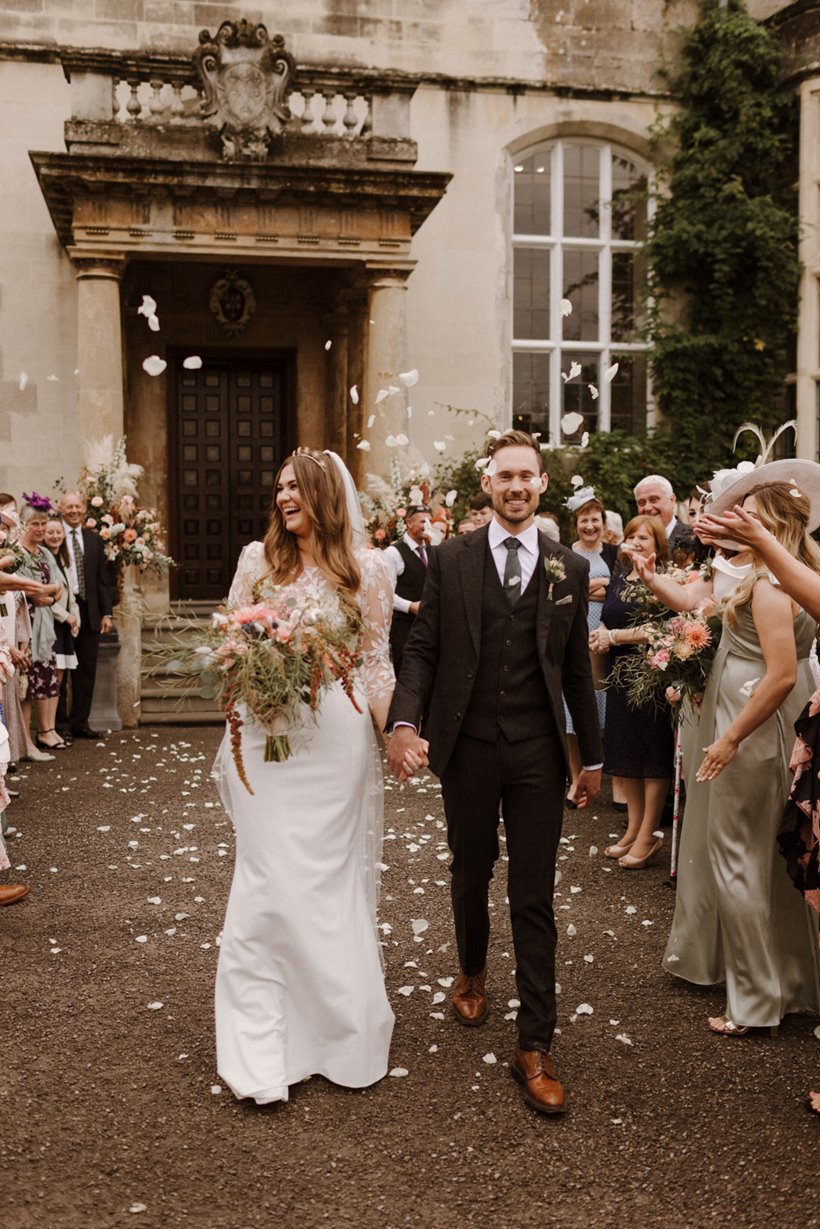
0,714,27,905
383,505,432,678
590,515,673,867
604,510,624,545
563,487,619,807
44,518,80,719
58,491,114,739
666,475,820,1038
18,500,62,755
456,518,477,535
634,474,694,562
468,492,493,527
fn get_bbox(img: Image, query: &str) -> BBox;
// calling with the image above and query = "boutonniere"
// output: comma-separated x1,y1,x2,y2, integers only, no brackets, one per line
543,556,566,601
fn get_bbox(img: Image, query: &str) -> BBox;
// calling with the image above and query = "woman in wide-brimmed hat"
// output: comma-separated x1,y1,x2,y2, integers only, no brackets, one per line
664,465,820,1039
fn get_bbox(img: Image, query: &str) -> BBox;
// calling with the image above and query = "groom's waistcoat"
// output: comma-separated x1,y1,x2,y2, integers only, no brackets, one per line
460,543,555,743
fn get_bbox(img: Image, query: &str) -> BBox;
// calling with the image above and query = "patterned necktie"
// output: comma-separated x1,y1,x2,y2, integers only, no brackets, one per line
503,537,522,607
417,543,428,568
72,528,86,601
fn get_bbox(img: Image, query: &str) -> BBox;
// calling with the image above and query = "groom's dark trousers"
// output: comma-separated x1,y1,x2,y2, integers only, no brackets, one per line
387,525,602,1049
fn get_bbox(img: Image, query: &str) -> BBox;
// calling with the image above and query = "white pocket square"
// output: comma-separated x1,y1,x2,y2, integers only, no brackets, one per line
555,594,573,606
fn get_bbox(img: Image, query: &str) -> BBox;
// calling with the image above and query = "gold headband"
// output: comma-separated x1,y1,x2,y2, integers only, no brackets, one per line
291,447,327,471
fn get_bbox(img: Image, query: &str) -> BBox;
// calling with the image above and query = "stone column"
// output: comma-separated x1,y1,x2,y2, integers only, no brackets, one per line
364,270,410,478
73,257,126,443
795,80,820,461
324,304,350,460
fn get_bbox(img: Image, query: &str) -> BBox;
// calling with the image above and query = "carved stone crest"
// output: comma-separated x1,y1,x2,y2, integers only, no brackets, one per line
209,269,256,336
194,21,295,161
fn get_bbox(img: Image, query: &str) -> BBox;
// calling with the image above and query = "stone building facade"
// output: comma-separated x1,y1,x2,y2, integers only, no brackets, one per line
0,0,814,717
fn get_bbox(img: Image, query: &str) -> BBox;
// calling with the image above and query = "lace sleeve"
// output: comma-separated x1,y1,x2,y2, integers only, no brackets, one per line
358,550,396,722
227,541,266,607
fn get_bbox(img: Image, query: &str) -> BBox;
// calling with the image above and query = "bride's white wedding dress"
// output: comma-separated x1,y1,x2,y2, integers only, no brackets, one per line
213,542,395,1104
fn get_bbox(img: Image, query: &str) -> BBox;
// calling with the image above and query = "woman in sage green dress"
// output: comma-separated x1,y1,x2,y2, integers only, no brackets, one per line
663,481,820,1035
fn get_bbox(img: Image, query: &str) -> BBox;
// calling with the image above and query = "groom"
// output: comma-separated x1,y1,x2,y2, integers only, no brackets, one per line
387,430,602,1115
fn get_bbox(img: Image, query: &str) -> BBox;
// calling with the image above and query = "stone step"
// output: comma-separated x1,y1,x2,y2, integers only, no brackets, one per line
139,603,222,724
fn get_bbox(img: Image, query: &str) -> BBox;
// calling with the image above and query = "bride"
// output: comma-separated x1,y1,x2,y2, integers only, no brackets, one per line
214,447,418,1105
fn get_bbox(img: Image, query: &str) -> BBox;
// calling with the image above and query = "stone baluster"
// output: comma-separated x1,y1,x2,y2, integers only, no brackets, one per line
301,89,315,132
148,78,164,120
321,90,337,133
170,82,185,123
126,79,142,120
343,93,358,136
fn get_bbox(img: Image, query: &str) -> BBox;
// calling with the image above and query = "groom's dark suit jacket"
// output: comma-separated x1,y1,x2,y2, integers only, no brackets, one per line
387,525,602,776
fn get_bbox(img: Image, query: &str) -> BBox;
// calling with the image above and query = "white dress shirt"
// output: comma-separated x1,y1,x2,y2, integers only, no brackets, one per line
487,517,540,592
383,533,428,614
62,519,82,597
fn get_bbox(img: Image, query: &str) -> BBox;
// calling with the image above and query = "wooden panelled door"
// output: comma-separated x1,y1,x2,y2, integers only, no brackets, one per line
173,358,290,601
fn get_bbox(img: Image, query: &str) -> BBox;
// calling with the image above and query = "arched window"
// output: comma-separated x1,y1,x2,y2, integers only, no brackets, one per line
512,140,651,444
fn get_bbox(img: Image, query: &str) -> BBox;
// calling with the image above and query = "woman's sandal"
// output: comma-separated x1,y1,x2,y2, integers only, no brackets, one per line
605,841,633,859
807,1091,820,1115
35,728,67,751
708,1014,779,1038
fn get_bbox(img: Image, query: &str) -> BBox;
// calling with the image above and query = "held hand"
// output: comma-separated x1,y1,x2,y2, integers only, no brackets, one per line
32,583,59,607
696,733,739,782
399,738,429,782
101,616,114,634
573,767,601,809
387,725,425,781
589,627,609,654
68,616,79,636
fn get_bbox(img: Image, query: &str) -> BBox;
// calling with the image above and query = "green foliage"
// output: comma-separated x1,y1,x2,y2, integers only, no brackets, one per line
646,0,799,469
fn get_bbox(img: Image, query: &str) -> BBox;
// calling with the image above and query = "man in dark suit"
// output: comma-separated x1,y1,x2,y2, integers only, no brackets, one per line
387,431,602,1115
58,491,114,739
383,505,432,678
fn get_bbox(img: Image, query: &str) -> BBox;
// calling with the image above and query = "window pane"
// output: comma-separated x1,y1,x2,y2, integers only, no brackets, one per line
561,354,599,439
611,154,648,242
563,144,600,239
562,249,599,342
609,354,648,434
514,248,551,340
611,250,646,343
514,150,551,236
513,351,550,437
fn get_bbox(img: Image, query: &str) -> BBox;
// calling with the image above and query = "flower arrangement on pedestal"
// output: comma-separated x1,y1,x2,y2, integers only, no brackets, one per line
78,436,174,577
359,458,452,546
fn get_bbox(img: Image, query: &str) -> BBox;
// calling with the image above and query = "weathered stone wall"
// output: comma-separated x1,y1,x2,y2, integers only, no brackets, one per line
0,0,704,92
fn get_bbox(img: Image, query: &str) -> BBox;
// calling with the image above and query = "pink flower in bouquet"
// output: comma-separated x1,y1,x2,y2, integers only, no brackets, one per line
123,528,138,543
100,528,111,540
85,517,96,528
684,620,712,650
650,649,670,670
101,513,114,526
90,495,104,508
374,528,386,542
232,604,273,626
396,507,406,518
674,641,694,661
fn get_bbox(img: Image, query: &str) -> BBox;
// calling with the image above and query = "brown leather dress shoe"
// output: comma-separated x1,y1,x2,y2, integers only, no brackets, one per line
451,968,488,1027
510,1046,566,1115
0,883,29,906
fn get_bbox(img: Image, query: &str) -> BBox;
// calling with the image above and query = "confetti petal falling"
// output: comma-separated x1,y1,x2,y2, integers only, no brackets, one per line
142,356,167,378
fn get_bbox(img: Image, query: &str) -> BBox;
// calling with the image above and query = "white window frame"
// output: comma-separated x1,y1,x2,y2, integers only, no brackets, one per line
511,139,654,441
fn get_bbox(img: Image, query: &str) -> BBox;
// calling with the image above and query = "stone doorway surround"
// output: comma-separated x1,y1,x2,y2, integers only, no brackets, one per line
28,31,451,723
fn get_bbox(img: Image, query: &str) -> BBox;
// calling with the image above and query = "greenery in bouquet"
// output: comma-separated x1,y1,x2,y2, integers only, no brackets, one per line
612,583,721,721
151,592,364,792
79,436,174,576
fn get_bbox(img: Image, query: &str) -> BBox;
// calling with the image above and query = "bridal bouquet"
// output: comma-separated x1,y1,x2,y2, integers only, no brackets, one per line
79,436,174,576
157,594,363,793
613,602,721,718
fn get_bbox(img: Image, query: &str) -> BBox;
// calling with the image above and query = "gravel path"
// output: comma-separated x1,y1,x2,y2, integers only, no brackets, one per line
2,726,818,1229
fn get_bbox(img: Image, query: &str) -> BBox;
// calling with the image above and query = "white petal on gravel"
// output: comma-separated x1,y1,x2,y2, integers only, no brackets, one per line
175,912,189,921
399,369,419,387
560,298,573,317
397,985,414,996
584,954,594,963
437,976,454,987
147,896,161,905
389,1067,409,1077
182,355,203,370
482,1053,497,1064
604,362,620,382
508,998,521,1008
625,905,637,915
641,919,654,927
142,355,167,377
566,923,577,937
411,918,429,935
504,1010,518,1020
432,991,446,1004
609,1019,620,1025
146,1001,164,1010
561,410,584,433
135,935,148,944
575,1003,594,1016
611,1117,623,1125
814,1024,820,1040
589,846,598,856
210,1084,222,1095
615,1033,633,1045
429,1044,438,1053
97,825,111,832
129,1204,148,1215
570,885,582,894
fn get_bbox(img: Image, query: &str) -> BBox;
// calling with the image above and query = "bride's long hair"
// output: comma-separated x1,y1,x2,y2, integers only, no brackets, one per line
723,481,820,625
262,448,362,598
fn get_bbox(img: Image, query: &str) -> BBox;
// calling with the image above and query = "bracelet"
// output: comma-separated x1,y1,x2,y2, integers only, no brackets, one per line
608,629,616,647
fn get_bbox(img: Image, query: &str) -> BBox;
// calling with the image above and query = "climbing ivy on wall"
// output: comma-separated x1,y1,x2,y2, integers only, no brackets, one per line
645,0,800,486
